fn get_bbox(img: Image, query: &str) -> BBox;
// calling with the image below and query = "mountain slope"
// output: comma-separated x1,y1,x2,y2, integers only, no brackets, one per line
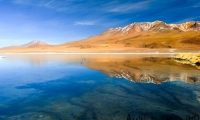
63,20,200,49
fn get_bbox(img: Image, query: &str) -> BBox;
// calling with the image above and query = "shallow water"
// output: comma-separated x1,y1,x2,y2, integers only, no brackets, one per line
0,54,200,120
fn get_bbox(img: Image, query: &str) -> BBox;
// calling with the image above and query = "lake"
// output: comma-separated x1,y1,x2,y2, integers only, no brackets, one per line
0,54,200,120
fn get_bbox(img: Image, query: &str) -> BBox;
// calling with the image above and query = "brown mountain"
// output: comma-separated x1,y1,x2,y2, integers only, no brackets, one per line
63,21,200,49
0,21,200,53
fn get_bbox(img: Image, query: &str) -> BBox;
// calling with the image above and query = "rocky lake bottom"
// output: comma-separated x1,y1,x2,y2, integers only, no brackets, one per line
0,54,199,120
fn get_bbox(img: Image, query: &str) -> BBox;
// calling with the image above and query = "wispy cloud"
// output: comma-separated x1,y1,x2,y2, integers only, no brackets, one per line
105,1,151,13
193,2,200,8
74,21,96,26
174,18,194,24
13,0,37,5
174,16,200,23
12,0,68,12
13,0,52,7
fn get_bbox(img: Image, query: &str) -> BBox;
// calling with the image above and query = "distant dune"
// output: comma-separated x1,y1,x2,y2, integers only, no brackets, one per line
0,20,200,53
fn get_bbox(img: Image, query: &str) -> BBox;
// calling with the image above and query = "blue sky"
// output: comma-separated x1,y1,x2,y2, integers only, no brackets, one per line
0,0,200,47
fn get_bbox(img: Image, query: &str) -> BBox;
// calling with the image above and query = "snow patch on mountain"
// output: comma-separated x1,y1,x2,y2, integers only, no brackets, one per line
101,21,200,36
21,40,48,47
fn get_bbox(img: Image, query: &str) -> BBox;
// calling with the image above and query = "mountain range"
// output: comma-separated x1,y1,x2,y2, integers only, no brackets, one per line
64,20,200,48
0,20,200,53
91,20,200,36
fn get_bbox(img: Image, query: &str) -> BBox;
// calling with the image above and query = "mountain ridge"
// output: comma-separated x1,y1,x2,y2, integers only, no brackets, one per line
91,20,200,37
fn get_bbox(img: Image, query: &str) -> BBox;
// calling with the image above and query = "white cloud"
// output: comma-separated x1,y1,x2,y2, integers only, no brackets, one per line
74,21,96,26
193,3,200,8
12,0,68,12
13,0,55,7
13,0,34,5
105,1,151,13
174,16,200,24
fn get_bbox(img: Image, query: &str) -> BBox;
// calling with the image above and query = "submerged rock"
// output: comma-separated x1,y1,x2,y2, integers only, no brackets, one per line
174,54,200,69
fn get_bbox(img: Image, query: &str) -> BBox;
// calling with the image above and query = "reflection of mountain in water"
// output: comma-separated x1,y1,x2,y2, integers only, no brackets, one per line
106,71,168,84
6,55,200,84
105,70,200,84
85,57,200,84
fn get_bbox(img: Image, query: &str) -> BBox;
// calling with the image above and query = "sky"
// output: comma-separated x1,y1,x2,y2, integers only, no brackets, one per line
0,0,200,47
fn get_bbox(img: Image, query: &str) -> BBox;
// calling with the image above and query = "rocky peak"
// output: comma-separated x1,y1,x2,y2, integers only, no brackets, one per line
184,21,200,30
152,20,165,25
170,21,200,31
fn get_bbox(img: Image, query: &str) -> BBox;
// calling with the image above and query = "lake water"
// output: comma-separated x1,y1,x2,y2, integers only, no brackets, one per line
0,54,200,120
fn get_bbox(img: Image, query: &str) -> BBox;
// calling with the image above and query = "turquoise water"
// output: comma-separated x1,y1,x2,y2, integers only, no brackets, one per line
0,55,200,120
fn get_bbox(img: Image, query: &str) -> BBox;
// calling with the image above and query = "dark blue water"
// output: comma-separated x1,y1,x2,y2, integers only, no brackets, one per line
0,55,200,120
